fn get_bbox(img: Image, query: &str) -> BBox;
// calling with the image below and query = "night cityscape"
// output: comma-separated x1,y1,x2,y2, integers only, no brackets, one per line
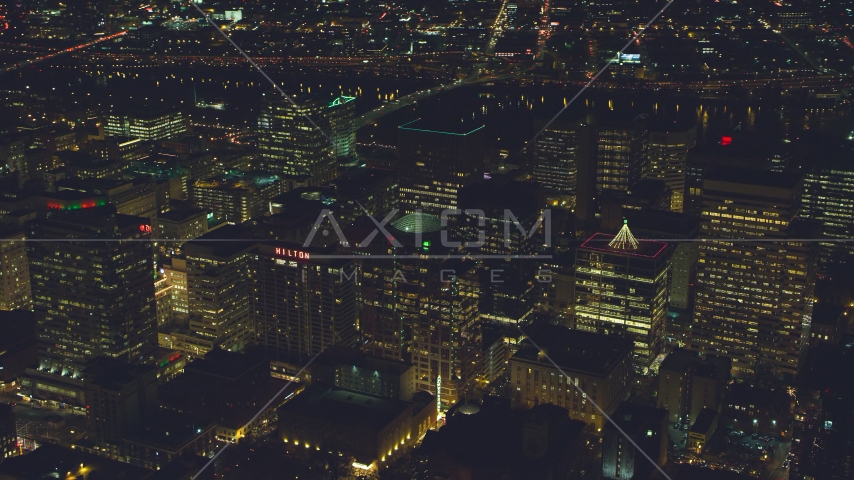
1,0,854,479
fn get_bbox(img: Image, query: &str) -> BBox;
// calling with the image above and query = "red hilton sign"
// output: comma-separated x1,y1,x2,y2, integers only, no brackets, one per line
275,247,310,260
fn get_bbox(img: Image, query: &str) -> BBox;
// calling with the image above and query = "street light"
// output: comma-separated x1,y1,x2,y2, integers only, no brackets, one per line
753,419,758,433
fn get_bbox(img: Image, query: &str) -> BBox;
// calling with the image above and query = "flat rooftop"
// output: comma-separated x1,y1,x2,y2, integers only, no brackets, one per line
279,384,409,431
512,324,633,377
398,118,485,136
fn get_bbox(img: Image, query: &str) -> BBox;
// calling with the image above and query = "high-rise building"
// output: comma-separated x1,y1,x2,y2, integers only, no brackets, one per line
802,166,854,263
184,226,257,353
192,171,284,224
646,127,697,212
595,121,647,193
397,119,485,215
257,95,336,179
354,214,482,408
532,118,592,209
0,230,32,311
327,95,357,163
601,402,668,480
622,209,701,312
252,242,357,364
457,179,543,325
574,222,671,370
691,170,818,382
104,109,188,140
27,206,157,378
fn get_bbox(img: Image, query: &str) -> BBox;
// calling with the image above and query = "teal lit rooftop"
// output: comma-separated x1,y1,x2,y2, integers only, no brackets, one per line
398,118,485,136
329,95,356,108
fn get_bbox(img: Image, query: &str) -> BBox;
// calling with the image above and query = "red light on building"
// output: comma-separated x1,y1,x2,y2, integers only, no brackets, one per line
721,136,732,146
139,225,152,234
274,247,310,260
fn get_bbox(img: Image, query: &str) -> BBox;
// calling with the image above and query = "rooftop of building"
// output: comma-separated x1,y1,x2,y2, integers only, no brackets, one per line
195,170,280,191
0,444,151,480
607,402,668,437
81,357,156,391
579,232,669,259
457,178,544,219
703,167,802,190
690,408,719,434
512,323,633,377
420,396,585,478
184,348,268,382
183,224,258,258
279,384,411,432
0,310,36,351
124,409,214,452
622,209,701,239
812,303,844,327
398,118,485,136
314,346,414,375
660,348,701,374
158,207,208,223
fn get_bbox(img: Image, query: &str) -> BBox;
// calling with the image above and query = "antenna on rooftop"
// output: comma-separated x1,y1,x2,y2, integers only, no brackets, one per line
609,219,639,250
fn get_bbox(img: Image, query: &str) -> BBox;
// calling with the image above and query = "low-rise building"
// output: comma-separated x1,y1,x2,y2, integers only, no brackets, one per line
510,324,633,431
278,384,436,470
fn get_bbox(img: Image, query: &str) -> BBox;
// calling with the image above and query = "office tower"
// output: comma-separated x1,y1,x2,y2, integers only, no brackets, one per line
691,170,818,382
154,274,173,327
82,358,159,446
27,206,157,378
595,120,647,193
192,171,284,224
646,126,697,212
355,215,481,408
163,258,189,322
601,402,668,480
574,222,671,370
104,108,188,140
532,118,592,209
457,179,542,324
802,166,854,263
252,242,356,364
0,230,32,311
156,208,209,258
510,324,633,431
623,209,701,311
657,348,730,425
184,226,257,353
257,94,333,179
328,95,357,163
397,119,485,215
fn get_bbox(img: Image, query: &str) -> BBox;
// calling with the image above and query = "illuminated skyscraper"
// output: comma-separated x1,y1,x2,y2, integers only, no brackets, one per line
327,95,357,163
595,121,647,193
257,95,355,179
691,170,817,382
532,118,592,209
104,108,188,141
645,127,697,213
397,119,485,215
184,226,257,354
354,214,481,409
802,166,854,263
0,229,32,311
574,222,671,370
27,206,157,378
252,242,356,363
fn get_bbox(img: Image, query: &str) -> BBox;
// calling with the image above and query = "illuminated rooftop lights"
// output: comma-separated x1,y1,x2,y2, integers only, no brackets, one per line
608,220,639,251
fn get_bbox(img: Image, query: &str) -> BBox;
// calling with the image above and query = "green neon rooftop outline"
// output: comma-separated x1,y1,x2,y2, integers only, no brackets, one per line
398,119,485,136
329,95,356,107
